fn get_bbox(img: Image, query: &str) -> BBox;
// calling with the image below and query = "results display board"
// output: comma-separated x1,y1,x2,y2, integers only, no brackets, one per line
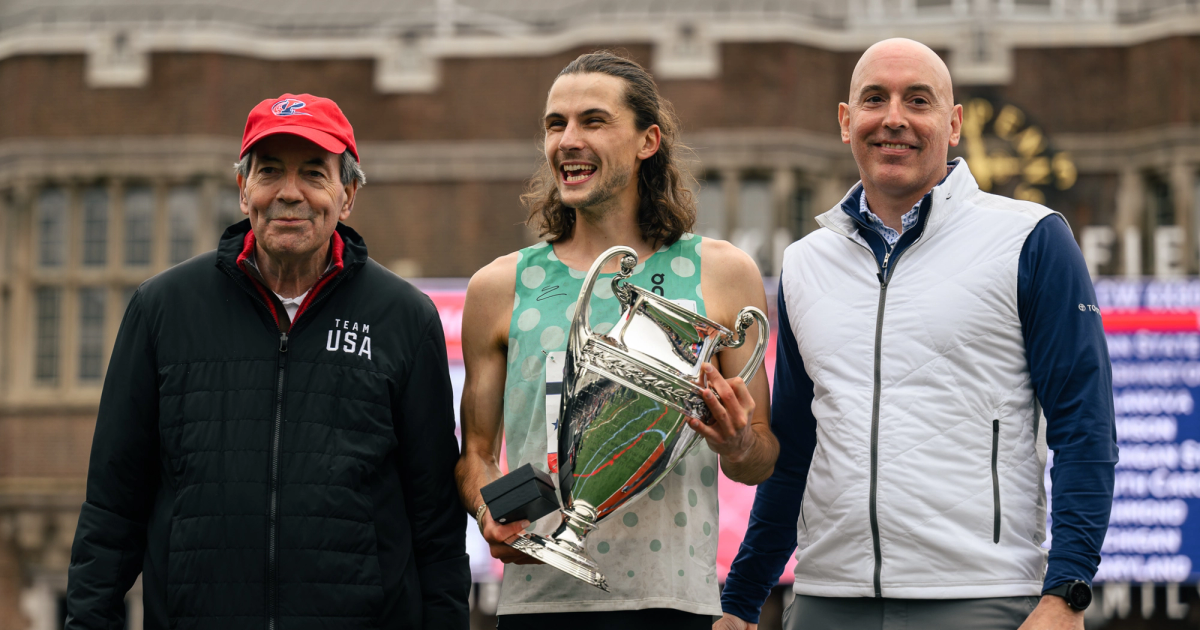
1093,279,1200,584
430,280,1200,585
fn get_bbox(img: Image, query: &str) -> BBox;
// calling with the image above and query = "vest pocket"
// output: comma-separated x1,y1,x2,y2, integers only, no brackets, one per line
796,496,809,551
991,419,1001,544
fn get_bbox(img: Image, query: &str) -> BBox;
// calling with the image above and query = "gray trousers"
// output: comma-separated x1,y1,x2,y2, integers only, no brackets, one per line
782,594,1040,630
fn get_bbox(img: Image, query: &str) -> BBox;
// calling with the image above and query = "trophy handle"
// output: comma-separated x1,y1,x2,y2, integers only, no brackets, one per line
720,307,771,385
569,246,638,355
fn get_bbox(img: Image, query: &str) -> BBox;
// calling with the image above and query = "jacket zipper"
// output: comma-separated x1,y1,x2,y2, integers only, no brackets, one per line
216,256,352,629
268,331,288,630
991,419,1001,544
215,263,288,630
868,249,891,599
263,271,351,628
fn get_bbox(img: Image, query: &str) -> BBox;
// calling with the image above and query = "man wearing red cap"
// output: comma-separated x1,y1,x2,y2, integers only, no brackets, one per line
64,94,470,629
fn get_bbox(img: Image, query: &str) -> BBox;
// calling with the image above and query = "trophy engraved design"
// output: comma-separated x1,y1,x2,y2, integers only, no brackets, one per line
505,245,770,591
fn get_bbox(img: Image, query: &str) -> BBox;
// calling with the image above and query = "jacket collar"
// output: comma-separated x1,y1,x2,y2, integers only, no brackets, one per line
817,157,978,242
216,220,369,329
217,219,368,271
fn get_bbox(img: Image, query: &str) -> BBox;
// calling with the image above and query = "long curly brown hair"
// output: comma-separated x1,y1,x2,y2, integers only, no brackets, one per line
522,51,696,246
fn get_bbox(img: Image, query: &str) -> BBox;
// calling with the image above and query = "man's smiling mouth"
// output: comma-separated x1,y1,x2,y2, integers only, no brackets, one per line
561,163,597,184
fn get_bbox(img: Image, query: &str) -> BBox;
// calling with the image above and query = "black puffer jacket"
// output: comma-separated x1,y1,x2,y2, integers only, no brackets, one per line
66,221,469,630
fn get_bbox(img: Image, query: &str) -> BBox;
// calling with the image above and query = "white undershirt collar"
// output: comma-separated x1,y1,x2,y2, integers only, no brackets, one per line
244,251,332,322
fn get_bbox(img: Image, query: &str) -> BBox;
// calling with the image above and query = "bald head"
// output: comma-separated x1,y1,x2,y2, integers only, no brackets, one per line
850,39,953,107
838,37,962,216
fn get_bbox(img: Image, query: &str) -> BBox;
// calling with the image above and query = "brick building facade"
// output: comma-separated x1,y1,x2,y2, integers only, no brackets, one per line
1,0,1199,627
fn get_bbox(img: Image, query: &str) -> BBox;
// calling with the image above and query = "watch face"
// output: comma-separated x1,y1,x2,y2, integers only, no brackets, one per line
1068,582,1092,609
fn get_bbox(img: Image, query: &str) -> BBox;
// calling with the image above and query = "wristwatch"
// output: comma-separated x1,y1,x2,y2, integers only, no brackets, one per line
1044,580,1092,611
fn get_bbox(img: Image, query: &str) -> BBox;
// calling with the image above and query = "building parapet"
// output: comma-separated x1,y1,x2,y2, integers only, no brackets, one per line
0,0,1198,90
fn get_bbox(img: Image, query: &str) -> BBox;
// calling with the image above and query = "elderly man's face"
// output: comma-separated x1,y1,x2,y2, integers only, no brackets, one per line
839,41,962,202
238,134,355,261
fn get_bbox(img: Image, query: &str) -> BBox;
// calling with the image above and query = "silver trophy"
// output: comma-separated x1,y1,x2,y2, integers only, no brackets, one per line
506,245,769,591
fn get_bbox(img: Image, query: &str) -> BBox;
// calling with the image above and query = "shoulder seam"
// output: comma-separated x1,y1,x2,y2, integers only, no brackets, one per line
968,189,1058,220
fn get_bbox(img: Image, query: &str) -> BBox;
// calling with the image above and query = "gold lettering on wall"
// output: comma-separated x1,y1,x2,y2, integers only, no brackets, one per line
961,98,1076,204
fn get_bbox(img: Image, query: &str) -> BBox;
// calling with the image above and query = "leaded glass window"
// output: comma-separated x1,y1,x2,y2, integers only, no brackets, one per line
35,287,61,384
169,186,197,265
37,188,67,268
124,186,154,266
78,287,106,381
82,186,108,267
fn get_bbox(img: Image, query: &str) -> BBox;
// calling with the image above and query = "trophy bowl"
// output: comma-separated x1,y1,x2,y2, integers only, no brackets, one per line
503,245,770,591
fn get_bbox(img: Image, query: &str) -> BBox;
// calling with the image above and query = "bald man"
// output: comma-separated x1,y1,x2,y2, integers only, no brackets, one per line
716,39,1117,630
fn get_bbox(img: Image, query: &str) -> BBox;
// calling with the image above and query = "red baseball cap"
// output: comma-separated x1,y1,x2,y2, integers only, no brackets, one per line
240,93,358,161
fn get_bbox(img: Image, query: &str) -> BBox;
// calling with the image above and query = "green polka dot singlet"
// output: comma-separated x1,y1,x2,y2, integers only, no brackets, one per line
497,235,721,616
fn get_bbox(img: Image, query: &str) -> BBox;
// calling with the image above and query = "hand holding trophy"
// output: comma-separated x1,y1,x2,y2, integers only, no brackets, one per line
480,245,769,591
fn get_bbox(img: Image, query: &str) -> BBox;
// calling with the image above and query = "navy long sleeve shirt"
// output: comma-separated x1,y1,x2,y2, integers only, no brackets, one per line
721,198,1118,623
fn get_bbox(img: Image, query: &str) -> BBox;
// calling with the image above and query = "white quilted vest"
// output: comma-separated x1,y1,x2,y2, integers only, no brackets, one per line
781,159,1057,598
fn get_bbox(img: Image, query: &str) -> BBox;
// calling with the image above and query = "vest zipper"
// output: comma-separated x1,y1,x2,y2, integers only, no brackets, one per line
869,252,891,599
843,197,931,600
268,331,288,630
992,419,1001,544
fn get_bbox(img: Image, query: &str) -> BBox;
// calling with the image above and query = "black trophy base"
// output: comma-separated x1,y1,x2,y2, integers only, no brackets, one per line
480,463,559,525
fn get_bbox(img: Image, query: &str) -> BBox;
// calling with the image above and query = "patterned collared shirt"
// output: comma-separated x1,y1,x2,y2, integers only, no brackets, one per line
857,164,957,250
858,190,920,250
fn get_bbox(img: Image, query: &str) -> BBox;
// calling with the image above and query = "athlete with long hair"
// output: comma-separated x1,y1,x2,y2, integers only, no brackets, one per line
456,52,779,629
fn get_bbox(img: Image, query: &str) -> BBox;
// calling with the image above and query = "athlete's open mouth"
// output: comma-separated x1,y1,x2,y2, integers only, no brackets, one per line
561,162,597,184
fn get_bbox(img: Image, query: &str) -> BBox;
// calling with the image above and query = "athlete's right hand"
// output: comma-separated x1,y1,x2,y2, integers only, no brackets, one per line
480,509,545,565
712,613,758,630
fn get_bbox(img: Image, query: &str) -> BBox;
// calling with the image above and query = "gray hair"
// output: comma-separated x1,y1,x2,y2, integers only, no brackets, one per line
234,149,366,188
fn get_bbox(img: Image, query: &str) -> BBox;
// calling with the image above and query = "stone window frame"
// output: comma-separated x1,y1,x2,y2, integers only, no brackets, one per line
0,158,239,408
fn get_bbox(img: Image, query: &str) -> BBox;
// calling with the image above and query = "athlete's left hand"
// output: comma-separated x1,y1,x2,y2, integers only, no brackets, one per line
1017,596,1084,630
688,363,756,462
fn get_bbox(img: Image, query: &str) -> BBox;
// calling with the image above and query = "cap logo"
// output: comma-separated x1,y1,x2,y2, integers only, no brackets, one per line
271,98,312,117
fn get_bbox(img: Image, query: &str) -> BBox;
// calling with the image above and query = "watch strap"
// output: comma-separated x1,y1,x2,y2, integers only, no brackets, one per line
1045,580,1091,610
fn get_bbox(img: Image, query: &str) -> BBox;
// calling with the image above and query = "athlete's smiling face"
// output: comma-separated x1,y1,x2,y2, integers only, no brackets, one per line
238,134,356,262
542,72,660,213
839,39,963,202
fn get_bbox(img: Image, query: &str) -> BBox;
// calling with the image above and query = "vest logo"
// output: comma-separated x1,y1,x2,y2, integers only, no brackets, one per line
1079,303,1100,314
327,318,372,360
272,98,312,117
